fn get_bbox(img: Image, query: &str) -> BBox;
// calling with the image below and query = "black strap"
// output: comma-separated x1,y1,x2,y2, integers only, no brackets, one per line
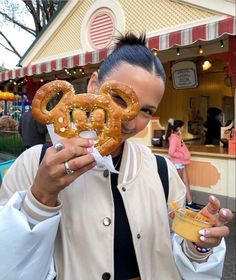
39,144,169,201
39,143,52,164
155,154,169,202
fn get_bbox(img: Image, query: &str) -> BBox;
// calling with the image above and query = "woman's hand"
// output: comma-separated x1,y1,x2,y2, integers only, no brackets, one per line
31,138,96,206
195,195,233,248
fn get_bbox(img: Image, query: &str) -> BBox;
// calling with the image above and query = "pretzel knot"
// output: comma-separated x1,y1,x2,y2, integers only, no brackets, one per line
32,80,139,156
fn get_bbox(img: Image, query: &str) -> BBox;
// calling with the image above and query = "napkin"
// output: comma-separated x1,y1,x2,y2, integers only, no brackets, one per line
47,124,119,174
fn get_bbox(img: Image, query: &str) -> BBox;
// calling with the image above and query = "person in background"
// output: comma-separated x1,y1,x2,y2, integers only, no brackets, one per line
165,118,201,212
0,32,233,280
18,108,48,149
204,107,223,145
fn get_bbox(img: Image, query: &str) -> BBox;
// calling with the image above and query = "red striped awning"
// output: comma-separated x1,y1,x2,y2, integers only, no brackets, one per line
0,16,235,83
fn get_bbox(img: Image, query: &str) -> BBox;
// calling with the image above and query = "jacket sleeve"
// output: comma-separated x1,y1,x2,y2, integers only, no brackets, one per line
0,146,60,280
172,234,226,280
0,191,60,280
167,160,226,279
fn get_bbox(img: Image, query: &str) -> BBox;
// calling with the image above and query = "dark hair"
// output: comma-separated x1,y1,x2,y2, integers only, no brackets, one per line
207,107,222,119
98,32,166,83
165,119,184,141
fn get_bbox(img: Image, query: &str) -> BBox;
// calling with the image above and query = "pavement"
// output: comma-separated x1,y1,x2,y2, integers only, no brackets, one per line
223,213,236,280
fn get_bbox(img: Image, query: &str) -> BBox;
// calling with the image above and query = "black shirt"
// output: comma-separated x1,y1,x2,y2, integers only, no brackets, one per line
111,155,140,280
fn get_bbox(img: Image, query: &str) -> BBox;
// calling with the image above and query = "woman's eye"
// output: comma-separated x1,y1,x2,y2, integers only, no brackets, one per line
141,108,154,116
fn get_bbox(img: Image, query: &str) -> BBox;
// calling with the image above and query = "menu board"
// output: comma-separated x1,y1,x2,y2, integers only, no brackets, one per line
172,61,198,89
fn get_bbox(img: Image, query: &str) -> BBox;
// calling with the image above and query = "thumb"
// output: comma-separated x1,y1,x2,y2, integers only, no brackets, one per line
200,195,220,220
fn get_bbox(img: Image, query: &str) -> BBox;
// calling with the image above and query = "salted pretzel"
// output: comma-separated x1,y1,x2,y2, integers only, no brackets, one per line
32,80,139,156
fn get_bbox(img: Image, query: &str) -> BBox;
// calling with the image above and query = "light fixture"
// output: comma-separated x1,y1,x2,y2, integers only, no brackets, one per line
176,48,180,56
220,40,224,48
199,45,203,54
202,60,212,71
153,49,158,56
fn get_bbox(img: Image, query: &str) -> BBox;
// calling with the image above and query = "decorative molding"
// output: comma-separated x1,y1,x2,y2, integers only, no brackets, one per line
80,0,125,51
187,161,221,187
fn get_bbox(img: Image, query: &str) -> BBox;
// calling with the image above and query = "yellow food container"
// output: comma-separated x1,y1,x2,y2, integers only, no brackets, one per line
172,208,215,243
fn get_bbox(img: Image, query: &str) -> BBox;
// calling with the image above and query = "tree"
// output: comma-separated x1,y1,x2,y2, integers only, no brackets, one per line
0,63,8,72
0,0,67,59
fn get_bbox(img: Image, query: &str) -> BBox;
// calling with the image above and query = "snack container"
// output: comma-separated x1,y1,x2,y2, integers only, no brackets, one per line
172,208,215,243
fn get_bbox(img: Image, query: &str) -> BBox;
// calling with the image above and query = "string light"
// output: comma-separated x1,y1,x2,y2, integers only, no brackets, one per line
153,49,158,56
198,45,203,54
176,48,180,56
220,40,224,48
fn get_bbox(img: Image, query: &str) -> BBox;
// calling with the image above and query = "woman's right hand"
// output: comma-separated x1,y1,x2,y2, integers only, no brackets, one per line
31,138,96,206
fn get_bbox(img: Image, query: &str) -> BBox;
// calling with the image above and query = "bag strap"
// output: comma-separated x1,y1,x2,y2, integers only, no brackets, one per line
39,144,169,201
39,143,52,164
155,154,169,202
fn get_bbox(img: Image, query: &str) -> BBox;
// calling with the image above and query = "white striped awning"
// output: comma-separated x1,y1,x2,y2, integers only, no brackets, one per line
0,15,235,83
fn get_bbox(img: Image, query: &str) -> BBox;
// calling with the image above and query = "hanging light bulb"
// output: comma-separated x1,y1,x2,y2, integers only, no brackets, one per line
176,48,180,56
199,45,203,54
220,40,224,48
202,60,212,71
153,49,158,56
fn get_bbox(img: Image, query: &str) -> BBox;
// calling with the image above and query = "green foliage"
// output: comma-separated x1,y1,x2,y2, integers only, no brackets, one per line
0,132,24,157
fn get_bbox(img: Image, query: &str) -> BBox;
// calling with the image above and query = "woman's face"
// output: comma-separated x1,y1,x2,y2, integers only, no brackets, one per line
88,63,165,148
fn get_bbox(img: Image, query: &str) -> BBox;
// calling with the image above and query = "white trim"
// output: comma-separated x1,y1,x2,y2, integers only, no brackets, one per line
123,144,131,184
171,0,236,16
80,0,125,51
21,1,79,66
147,15,228,39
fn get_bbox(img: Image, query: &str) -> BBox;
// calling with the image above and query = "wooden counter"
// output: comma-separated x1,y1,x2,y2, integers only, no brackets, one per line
150,144,236,159
150,144,236,211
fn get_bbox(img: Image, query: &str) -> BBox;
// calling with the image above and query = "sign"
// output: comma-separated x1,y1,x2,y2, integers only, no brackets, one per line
172,61,198,89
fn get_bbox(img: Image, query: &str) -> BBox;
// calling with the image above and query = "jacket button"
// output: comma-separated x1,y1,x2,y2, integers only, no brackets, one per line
137,233,141,239
103,217,111,226
103,169,109,178
122,187,126,191
102,272,111,280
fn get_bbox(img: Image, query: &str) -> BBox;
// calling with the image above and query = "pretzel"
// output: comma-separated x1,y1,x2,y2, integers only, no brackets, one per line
32,80,139,156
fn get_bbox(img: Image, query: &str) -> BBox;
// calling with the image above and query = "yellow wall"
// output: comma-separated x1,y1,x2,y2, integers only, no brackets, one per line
120,0,216,32
34,0,216,62
156,62,233,129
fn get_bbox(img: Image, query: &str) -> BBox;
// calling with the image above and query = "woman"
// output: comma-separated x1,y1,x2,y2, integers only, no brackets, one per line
204,107,223,145
0,32,233,280
165,118,201,212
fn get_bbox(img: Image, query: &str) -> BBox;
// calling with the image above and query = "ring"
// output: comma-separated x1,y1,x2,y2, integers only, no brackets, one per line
55,142,64,152
64,161,74,175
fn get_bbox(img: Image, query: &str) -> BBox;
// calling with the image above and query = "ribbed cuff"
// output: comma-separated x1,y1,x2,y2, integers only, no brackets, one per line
182,240,213,263
21,188,62,226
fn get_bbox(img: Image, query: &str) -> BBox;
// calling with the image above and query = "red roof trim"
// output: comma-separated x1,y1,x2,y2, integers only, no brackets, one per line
0,16,235,83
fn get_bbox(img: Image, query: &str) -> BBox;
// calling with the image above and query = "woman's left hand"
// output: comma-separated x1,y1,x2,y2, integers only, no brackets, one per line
194,195,233,248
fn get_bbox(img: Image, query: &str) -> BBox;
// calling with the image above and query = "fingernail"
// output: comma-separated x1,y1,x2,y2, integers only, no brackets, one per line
87,147,93,153
221,209,227,216
199,229,205,235
200,236,206,241
210,195,215,201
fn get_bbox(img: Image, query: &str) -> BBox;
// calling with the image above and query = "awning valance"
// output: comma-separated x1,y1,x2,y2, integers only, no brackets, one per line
0,16,235,83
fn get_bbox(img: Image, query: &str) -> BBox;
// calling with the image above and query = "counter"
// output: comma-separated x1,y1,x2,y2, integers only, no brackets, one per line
151,144,236,211
151,144,236,159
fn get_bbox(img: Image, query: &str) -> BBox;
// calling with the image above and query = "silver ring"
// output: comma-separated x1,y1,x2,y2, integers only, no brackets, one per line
64,161,74,175
55,142,64,153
